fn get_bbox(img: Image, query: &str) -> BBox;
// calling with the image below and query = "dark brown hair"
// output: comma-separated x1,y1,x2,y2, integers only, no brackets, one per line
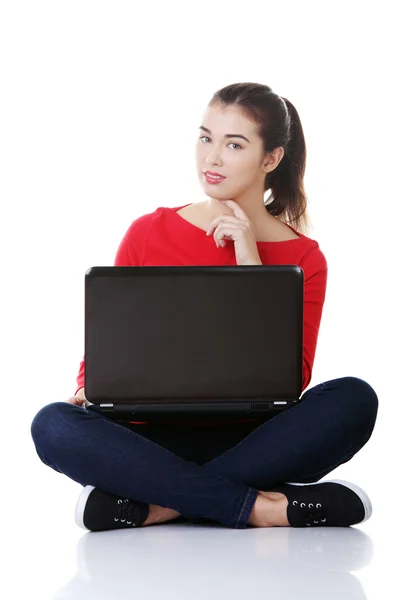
209,82,311,235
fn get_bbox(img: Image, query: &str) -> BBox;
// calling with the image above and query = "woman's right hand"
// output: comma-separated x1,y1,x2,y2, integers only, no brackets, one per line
66,387,86,406
66,395,86,406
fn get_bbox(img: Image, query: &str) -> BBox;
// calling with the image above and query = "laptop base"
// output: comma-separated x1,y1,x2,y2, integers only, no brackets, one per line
87,399,299,419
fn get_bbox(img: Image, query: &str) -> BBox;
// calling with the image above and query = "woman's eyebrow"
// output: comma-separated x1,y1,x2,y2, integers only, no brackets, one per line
199,126,250,143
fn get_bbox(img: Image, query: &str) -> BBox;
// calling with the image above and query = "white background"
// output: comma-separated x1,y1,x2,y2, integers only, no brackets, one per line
1,1,398,598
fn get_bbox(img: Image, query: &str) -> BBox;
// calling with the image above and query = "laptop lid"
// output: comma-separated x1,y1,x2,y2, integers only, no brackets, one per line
84,266,303,416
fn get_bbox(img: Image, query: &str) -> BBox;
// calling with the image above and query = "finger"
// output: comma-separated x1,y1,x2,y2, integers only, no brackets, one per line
214,223,241,238
222,200,249,221
206,215,239,234
212,225,224,247
68,396,84,405
214,225,238,247
213,224,225,246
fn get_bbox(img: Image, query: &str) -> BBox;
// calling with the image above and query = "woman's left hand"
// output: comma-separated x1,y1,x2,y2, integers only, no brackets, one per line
206,200,262,266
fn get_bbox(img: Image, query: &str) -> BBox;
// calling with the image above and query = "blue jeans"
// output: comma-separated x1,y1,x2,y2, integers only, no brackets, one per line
30,376,378,529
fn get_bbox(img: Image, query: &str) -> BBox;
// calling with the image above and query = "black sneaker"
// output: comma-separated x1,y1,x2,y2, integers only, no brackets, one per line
266,479,372,527
75,485,150,532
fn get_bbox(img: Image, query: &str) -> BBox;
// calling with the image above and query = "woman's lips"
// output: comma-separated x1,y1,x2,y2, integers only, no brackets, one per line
204,173,225,184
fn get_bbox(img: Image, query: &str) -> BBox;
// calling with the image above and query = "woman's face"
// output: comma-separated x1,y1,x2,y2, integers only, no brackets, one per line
195,104,268,202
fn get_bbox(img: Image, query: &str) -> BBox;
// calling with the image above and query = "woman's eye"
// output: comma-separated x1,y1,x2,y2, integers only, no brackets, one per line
199,136,242,150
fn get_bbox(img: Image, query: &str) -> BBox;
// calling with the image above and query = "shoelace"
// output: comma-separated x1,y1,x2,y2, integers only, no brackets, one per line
114,498,138,526
291,499,327,527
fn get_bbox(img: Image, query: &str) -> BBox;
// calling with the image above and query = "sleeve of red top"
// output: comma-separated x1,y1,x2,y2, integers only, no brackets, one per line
74,219,143,396
301,241,328,391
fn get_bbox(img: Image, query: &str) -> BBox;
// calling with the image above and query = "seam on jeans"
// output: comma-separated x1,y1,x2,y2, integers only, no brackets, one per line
236,488,252,529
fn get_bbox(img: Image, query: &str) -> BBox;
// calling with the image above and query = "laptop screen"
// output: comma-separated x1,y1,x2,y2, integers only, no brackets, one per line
84,266,303,403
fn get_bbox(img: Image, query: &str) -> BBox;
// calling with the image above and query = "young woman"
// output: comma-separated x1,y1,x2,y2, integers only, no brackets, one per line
30,82,378,531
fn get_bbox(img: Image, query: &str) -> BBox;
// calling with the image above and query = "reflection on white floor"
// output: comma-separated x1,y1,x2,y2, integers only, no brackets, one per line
53,524,373,599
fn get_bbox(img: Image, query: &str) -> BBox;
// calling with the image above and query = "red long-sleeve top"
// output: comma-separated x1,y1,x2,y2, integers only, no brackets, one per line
75,203,328,426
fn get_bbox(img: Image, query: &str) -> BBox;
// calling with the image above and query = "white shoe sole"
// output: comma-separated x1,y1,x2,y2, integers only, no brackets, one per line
75,485,96,530
283,479,372,523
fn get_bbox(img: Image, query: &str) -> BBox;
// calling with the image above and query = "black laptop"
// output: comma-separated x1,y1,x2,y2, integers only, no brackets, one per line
84,265,304,420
